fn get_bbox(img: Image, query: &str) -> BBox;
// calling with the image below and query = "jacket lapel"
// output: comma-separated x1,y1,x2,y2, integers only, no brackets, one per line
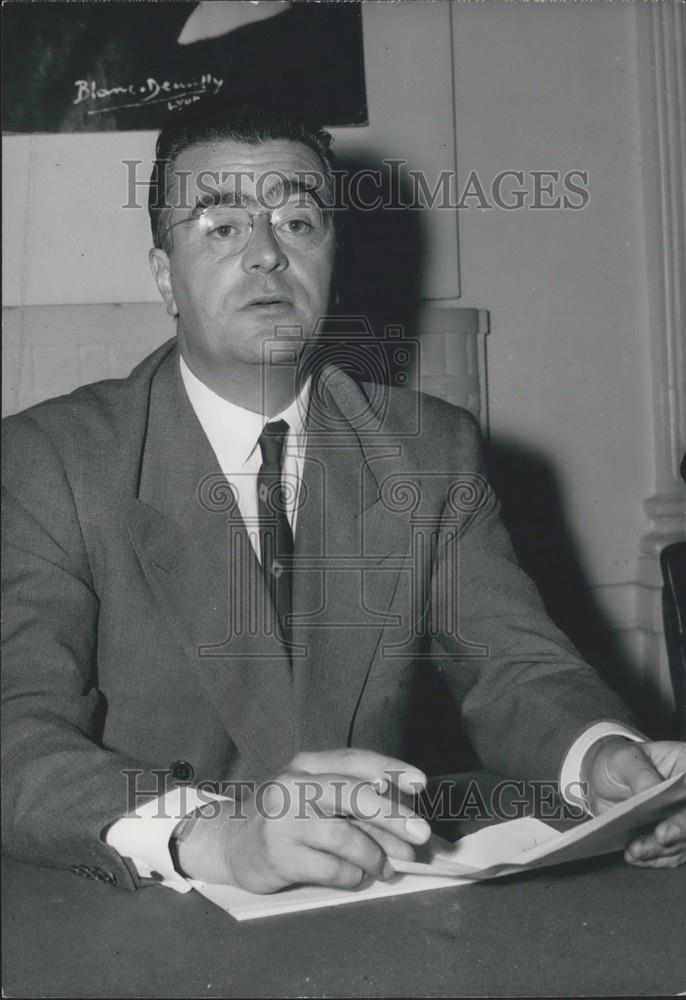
292,369,410,751
124,350,296,781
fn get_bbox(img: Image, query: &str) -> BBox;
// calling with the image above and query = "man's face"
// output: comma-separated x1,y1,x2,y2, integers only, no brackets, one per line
150,139,335,380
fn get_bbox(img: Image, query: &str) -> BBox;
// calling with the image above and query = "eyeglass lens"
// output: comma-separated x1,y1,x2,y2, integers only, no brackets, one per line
196,201,326,256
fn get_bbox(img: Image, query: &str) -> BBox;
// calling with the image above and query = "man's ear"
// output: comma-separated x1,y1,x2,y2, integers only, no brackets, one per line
149,248,178,318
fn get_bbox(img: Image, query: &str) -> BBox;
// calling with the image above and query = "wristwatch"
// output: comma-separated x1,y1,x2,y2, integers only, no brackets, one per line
169,802,217,872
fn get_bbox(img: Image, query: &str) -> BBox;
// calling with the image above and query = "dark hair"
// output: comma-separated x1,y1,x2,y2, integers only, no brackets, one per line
148,97,335,252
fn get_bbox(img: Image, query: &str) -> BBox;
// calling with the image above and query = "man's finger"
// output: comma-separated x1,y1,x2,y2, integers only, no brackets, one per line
621,748,665,796
625,806,686,862
290,748,427,796
589,740,663,806
654,805,686,847
284,770,432,845
625,833,685,862
350,817,417,863
640,741,686,779
300,817,388,880
289,843,368,890
625,847,686,870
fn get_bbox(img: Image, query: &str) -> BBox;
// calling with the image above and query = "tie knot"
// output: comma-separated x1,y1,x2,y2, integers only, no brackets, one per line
258,420,289,467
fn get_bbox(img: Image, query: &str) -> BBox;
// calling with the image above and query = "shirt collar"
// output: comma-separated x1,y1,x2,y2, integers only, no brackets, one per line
179,354,309,471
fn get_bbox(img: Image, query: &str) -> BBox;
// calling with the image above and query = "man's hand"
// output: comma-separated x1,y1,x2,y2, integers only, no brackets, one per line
583,737,686,869
175,749,431,892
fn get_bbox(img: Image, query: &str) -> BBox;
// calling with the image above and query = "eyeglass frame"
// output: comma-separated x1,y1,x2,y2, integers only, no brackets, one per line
158,194,333,258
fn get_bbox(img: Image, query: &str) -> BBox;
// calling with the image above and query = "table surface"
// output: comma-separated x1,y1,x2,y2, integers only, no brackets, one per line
3,852,685,998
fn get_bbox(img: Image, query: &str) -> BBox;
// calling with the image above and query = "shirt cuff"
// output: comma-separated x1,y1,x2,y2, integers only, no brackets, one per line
105,786,229,893
559,721,646,814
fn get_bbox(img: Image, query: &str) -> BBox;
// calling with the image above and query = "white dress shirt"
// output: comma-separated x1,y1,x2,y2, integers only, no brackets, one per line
179,354,309,553
105,357,644,892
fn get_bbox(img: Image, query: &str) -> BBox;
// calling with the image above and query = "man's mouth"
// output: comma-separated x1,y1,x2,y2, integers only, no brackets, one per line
241,295,292,310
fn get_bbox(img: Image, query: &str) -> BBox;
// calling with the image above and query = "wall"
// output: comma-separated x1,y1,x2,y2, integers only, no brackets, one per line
451,0,685,718
453,0,650,577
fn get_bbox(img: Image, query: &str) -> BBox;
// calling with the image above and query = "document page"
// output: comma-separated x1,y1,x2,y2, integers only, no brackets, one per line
391,772,686,879
190,773,685,921
191,867,469,922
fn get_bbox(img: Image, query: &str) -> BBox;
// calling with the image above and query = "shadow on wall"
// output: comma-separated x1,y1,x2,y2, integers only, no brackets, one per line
487,438,669,737
325,153,424,385
331,152,671,738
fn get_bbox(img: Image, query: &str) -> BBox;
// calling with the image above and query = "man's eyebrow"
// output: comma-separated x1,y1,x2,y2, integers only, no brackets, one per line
260,176,325,205
190,177,326,216
191,189,248,215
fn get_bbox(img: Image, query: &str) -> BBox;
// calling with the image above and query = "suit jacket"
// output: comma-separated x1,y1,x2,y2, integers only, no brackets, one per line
1,340,633,889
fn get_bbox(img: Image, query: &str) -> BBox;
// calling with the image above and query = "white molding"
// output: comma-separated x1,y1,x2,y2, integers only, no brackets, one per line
637,0,686,514
626,0,686,710
588,576,673,711
415,304,490,434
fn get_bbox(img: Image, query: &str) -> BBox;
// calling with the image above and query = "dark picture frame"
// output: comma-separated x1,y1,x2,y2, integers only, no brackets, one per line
2,1,368,133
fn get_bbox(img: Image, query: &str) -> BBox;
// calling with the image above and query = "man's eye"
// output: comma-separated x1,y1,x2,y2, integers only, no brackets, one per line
209,223,241,239
280,218,313,235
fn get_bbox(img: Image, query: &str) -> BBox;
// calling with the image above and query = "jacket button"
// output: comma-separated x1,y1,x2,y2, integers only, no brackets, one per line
92,867,116,884
171,760,194,782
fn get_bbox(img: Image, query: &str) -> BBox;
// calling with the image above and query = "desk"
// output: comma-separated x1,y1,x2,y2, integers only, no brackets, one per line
3,854,685,997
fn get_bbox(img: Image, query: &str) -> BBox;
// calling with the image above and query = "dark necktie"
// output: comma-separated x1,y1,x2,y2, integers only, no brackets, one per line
257,420,294,651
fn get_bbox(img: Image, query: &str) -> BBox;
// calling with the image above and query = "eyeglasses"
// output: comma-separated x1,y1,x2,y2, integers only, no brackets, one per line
161,200,329,258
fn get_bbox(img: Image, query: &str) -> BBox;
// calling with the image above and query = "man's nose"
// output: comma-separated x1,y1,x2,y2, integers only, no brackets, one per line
240,214,288,274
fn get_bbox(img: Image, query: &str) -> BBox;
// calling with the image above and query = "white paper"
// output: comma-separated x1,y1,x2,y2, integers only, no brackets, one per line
189,773,685,920
392,771,686,879
190,868,469,921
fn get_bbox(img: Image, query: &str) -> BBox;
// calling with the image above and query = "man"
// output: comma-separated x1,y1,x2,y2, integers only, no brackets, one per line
2,99,685,895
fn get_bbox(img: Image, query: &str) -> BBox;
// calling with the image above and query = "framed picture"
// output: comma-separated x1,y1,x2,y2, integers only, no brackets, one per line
3,1,368,133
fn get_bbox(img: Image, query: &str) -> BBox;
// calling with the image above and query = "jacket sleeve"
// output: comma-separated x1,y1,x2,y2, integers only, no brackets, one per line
429,409,637,783
2,413,177,890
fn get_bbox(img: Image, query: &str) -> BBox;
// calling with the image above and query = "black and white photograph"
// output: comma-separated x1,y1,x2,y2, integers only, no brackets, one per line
2,1,685,996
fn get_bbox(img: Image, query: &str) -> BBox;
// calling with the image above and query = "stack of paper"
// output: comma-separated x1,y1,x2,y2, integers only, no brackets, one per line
393,771,686,880
190,773,685,921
